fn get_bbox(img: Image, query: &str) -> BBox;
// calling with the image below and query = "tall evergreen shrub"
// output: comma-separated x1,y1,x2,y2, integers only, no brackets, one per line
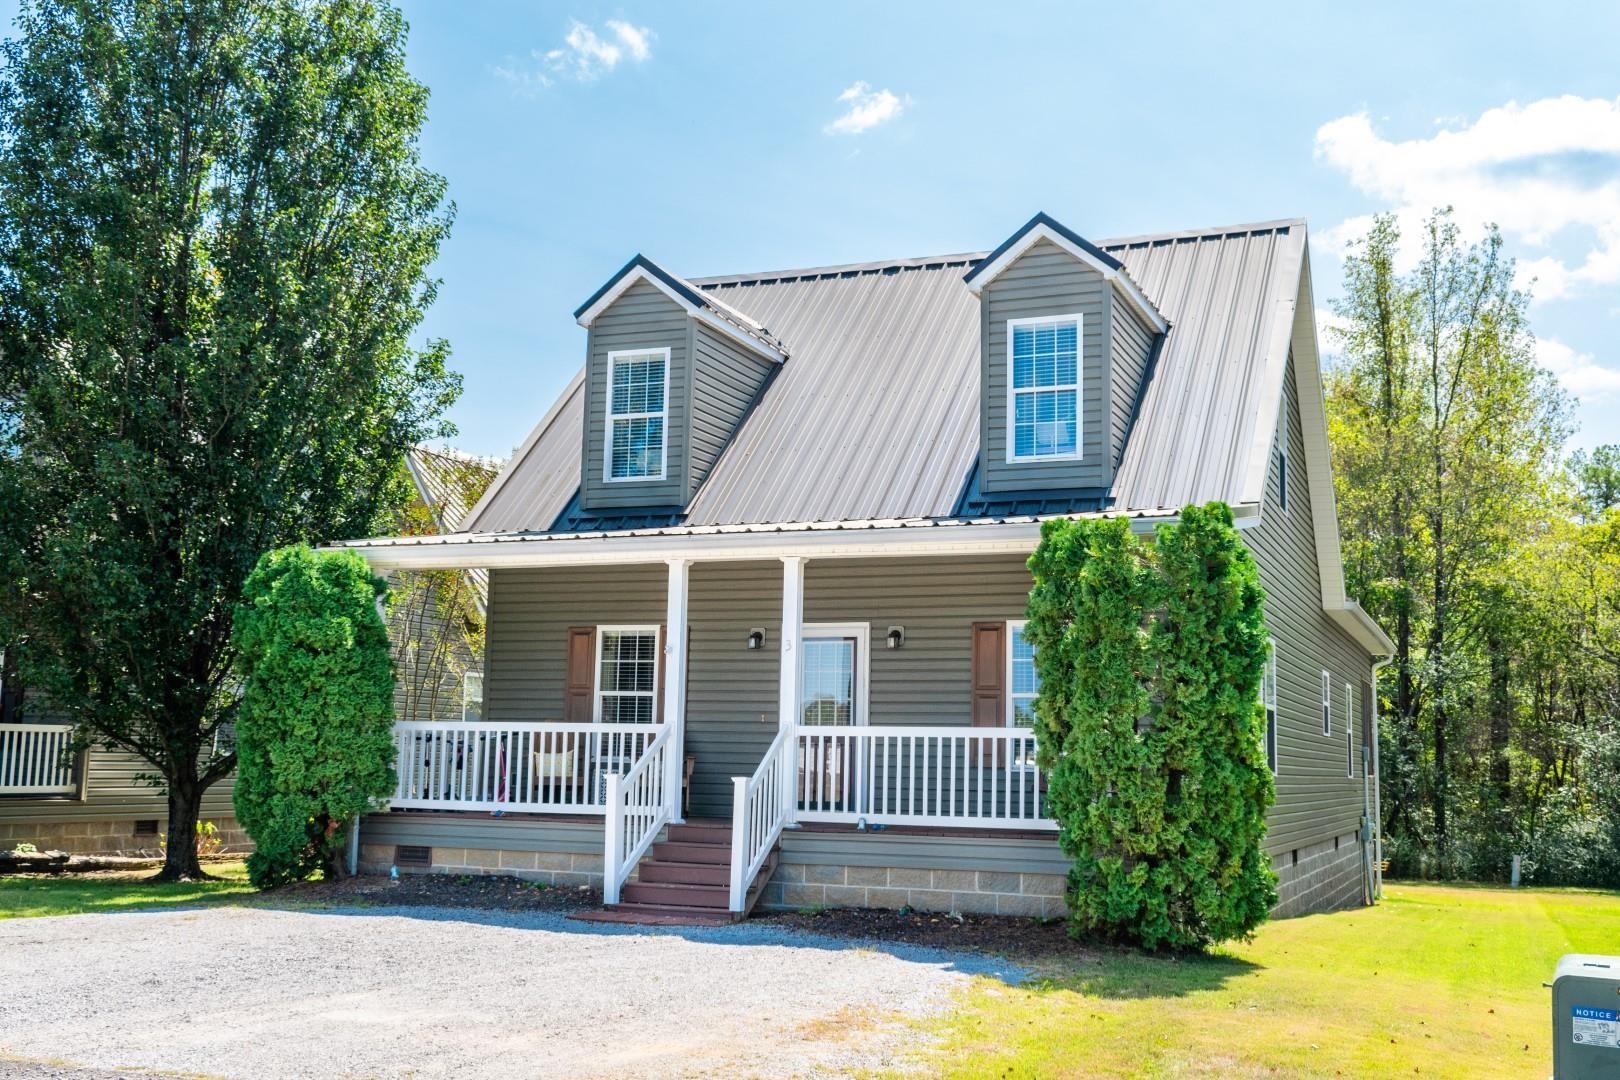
1025,502,1275,950
232,545,397,888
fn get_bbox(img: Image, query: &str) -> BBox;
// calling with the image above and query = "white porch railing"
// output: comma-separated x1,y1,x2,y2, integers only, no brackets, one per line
390,721,659,813
728,726,791,912
603,723,674,905
793,725,1055,830
0,723,77,796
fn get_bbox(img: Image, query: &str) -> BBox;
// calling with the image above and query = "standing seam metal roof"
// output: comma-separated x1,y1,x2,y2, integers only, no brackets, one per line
464,218,1307,534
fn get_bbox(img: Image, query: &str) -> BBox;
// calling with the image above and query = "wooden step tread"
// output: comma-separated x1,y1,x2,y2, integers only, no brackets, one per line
569,906,735,927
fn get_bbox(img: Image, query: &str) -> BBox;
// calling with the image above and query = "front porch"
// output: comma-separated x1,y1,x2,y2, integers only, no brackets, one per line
366,546,1060,919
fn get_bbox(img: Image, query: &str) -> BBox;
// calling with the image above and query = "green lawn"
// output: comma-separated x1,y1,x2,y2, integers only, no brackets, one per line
911,882,1619,1079
0,861,256,918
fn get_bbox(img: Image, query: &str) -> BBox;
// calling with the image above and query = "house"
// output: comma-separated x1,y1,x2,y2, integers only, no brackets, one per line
337,213,1394,923
0,447,497,858
390,446,500,724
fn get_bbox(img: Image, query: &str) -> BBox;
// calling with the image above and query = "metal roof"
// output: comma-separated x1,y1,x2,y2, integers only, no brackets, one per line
464,217,1309,533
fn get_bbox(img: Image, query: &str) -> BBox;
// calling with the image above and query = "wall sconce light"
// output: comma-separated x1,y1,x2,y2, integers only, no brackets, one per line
746,628,766,651
886,625,905,650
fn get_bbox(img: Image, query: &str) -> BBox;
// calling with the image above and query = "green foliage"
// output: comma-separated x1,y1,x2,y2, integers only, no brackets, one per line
232,545,396,888
0,0,456,880
1025,503,1275,951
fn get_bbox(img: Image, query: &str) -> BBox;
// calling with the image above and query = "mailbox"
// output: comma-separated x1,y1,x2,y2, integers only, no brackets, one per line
1554,954,1620,1078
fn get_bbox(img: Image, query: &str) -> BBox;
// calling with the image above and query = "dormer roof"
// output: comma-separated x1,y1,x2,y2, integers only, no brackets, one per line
963,211,1169,335
572,254,788,364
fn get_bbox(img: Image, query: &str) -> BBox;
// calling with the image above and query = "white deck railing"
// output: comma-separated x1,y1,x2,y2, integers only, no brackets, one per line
793,725,1055,830
390,721,659,814
728,726,791,911
0,723,77,796
603,724,673,905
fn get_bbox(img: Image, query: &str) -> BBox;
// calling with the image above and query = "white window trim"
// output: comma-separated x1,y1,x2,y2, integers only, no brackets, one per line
1321,669,1333,736
1005,619,1037,728
461,670,483,724
1005,313,1083,464
799,622,871,727
1264,638,1279,775
1345,681,1355,777
593,624,662,724
602,347,672,484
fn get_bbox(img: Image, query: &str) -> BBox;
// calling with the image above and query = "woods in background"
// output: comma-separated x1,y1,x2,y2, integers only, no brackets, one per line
1326,209,1620,885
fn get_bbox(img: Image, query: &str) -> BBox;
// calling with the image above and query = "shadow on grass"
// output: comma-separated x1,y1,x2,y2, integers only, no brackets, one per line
0,863,255,920
1019,947,1260,1000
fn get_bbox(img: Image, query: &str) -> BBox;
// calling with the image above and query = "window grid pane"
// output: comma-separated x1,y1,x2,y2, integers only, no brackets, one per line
1009,625,1039,729
1011,318,1079,460
801,638,854,726
599,631,658,725
608,351,667,479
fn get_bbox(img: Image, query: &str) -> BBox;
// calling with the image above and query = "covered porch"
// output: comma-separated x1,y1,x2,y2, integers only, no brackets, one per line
347,520,1104,916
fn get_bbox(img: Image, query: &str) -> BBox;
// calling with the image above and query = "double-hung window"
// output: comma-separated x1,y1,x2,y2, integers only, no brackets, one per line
1006,621,1040,768
604,348,669,481
1007,315,1081,461
461,671,483,723
595,627,660,724
1263,639,1278,774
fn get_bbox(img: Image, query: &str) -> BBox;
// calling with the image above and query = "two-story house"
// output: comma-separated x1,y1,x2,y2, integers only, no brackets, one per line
338,213,1393,925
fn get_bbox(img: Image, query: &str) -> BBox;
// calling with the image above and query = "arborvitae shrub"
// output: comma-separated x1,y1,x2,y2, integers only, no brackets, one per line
232,545,396,888
1025,502,1276,950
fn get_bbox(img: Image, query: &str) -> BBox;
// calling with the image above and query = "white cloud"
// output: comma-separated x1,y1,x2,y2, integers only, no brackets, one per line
1536,338,1620,403
1314,96,1620,301
824,82,908,136
494,19,653,92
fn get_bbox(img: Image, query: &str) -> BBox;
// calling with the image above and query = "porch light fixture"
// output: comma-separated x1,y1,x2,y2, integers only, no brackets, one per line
746,628,766,651
886,625,905,650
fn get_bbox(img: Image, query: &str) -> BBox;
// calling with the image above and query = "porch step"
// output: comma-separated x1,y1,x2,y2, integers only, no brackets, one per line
568,821,779,927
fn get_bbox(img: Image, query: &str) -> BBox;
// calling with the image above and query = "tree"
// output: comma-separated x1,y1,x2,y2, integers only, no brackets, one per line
1325,209,1568,874
1570,445,1620,521
0,0,456,880
232,545,395,888
1025,503,1274,951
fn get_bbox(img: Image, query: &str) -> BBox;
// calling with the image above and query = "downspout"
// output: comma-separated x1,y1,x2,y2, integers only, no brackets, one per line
1369,655,1392,900
347,816,361,877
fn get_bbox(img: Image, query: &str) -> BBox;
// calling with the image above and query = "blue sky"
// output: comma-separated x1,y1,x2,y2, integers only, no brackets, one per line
8,2,1620,458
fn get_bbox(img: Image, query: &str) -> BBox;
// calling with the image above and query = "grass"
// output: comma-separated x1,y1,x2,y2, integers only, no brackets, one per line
910,882,1620,1078
0,861,256,919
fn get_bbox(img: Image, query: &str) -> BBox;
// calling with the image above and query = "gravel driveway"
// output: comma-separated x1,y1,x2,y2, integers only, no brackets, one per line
0,905,1024,1079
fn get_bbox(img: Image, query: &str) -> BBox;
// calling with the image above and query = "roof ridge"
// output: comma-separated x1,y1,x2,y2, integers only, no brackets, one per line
1101,217,1308,249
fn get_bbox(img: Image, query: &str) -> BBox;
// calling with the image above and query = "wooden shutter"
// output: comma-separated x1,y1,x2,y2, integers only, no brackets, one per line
564,627,597,723
1360,679,1376,773
655,625,666,723
971,622,1006,728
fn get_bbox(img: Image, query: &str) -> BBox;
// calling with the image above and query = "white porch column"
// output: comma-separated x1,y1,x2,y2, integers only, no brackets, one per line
663,557,691,823
778,556,805,825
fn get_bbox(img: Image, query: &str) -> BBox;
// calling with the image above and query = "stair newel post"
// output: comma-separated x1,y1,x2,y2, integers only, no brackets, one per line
778,555,805,828
603,772,624,905
728,775,749,912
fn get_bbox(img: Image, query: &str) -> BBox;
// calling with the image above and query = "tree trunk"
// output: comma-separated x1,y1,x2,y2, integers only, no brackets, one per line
157,772,206,881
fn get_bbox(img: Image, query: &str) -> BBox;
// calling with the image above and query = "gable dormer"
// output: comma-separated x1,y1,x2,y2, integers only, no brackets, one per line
573,256,783,514
965,214,1166,494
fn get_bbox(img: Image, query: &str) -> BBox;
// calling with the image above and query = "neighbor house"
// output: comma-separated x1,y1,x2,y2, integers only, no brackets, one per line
0,445,498,857
338,213,1394,923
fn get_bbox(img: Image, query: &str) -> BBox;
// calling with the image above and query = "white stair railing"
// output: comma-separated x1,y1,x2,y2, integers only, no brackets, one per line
0,724,77,796
793,724,1055,830
390,721,657,814
603,724,673,905
728,726,791,912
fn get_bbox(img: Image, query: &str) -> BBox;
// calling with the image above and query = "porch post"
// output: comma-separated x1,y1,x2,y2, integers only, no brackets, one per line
778,556,805,826
663,557,691,823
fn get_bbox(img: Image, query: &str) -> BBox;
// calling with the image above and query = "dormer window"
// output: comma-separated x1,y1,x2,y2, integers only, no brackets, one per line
605,347,669,481
1007,314,1081,461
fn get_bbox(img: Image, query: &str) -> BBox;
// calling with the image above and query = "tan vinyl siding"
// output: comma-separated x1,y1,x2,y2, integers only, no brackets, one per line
1245,350,1372,856
980,238,1111,492
580,280,690,511
0,744,234,826
780,827,1068,875
1108,291,1157,470
687,323,773,502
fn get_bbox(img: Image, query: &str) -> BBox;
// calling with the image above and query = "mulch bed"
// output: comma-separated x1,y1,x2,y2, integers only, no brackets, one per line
266,872,601,914
755,906,1093,961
